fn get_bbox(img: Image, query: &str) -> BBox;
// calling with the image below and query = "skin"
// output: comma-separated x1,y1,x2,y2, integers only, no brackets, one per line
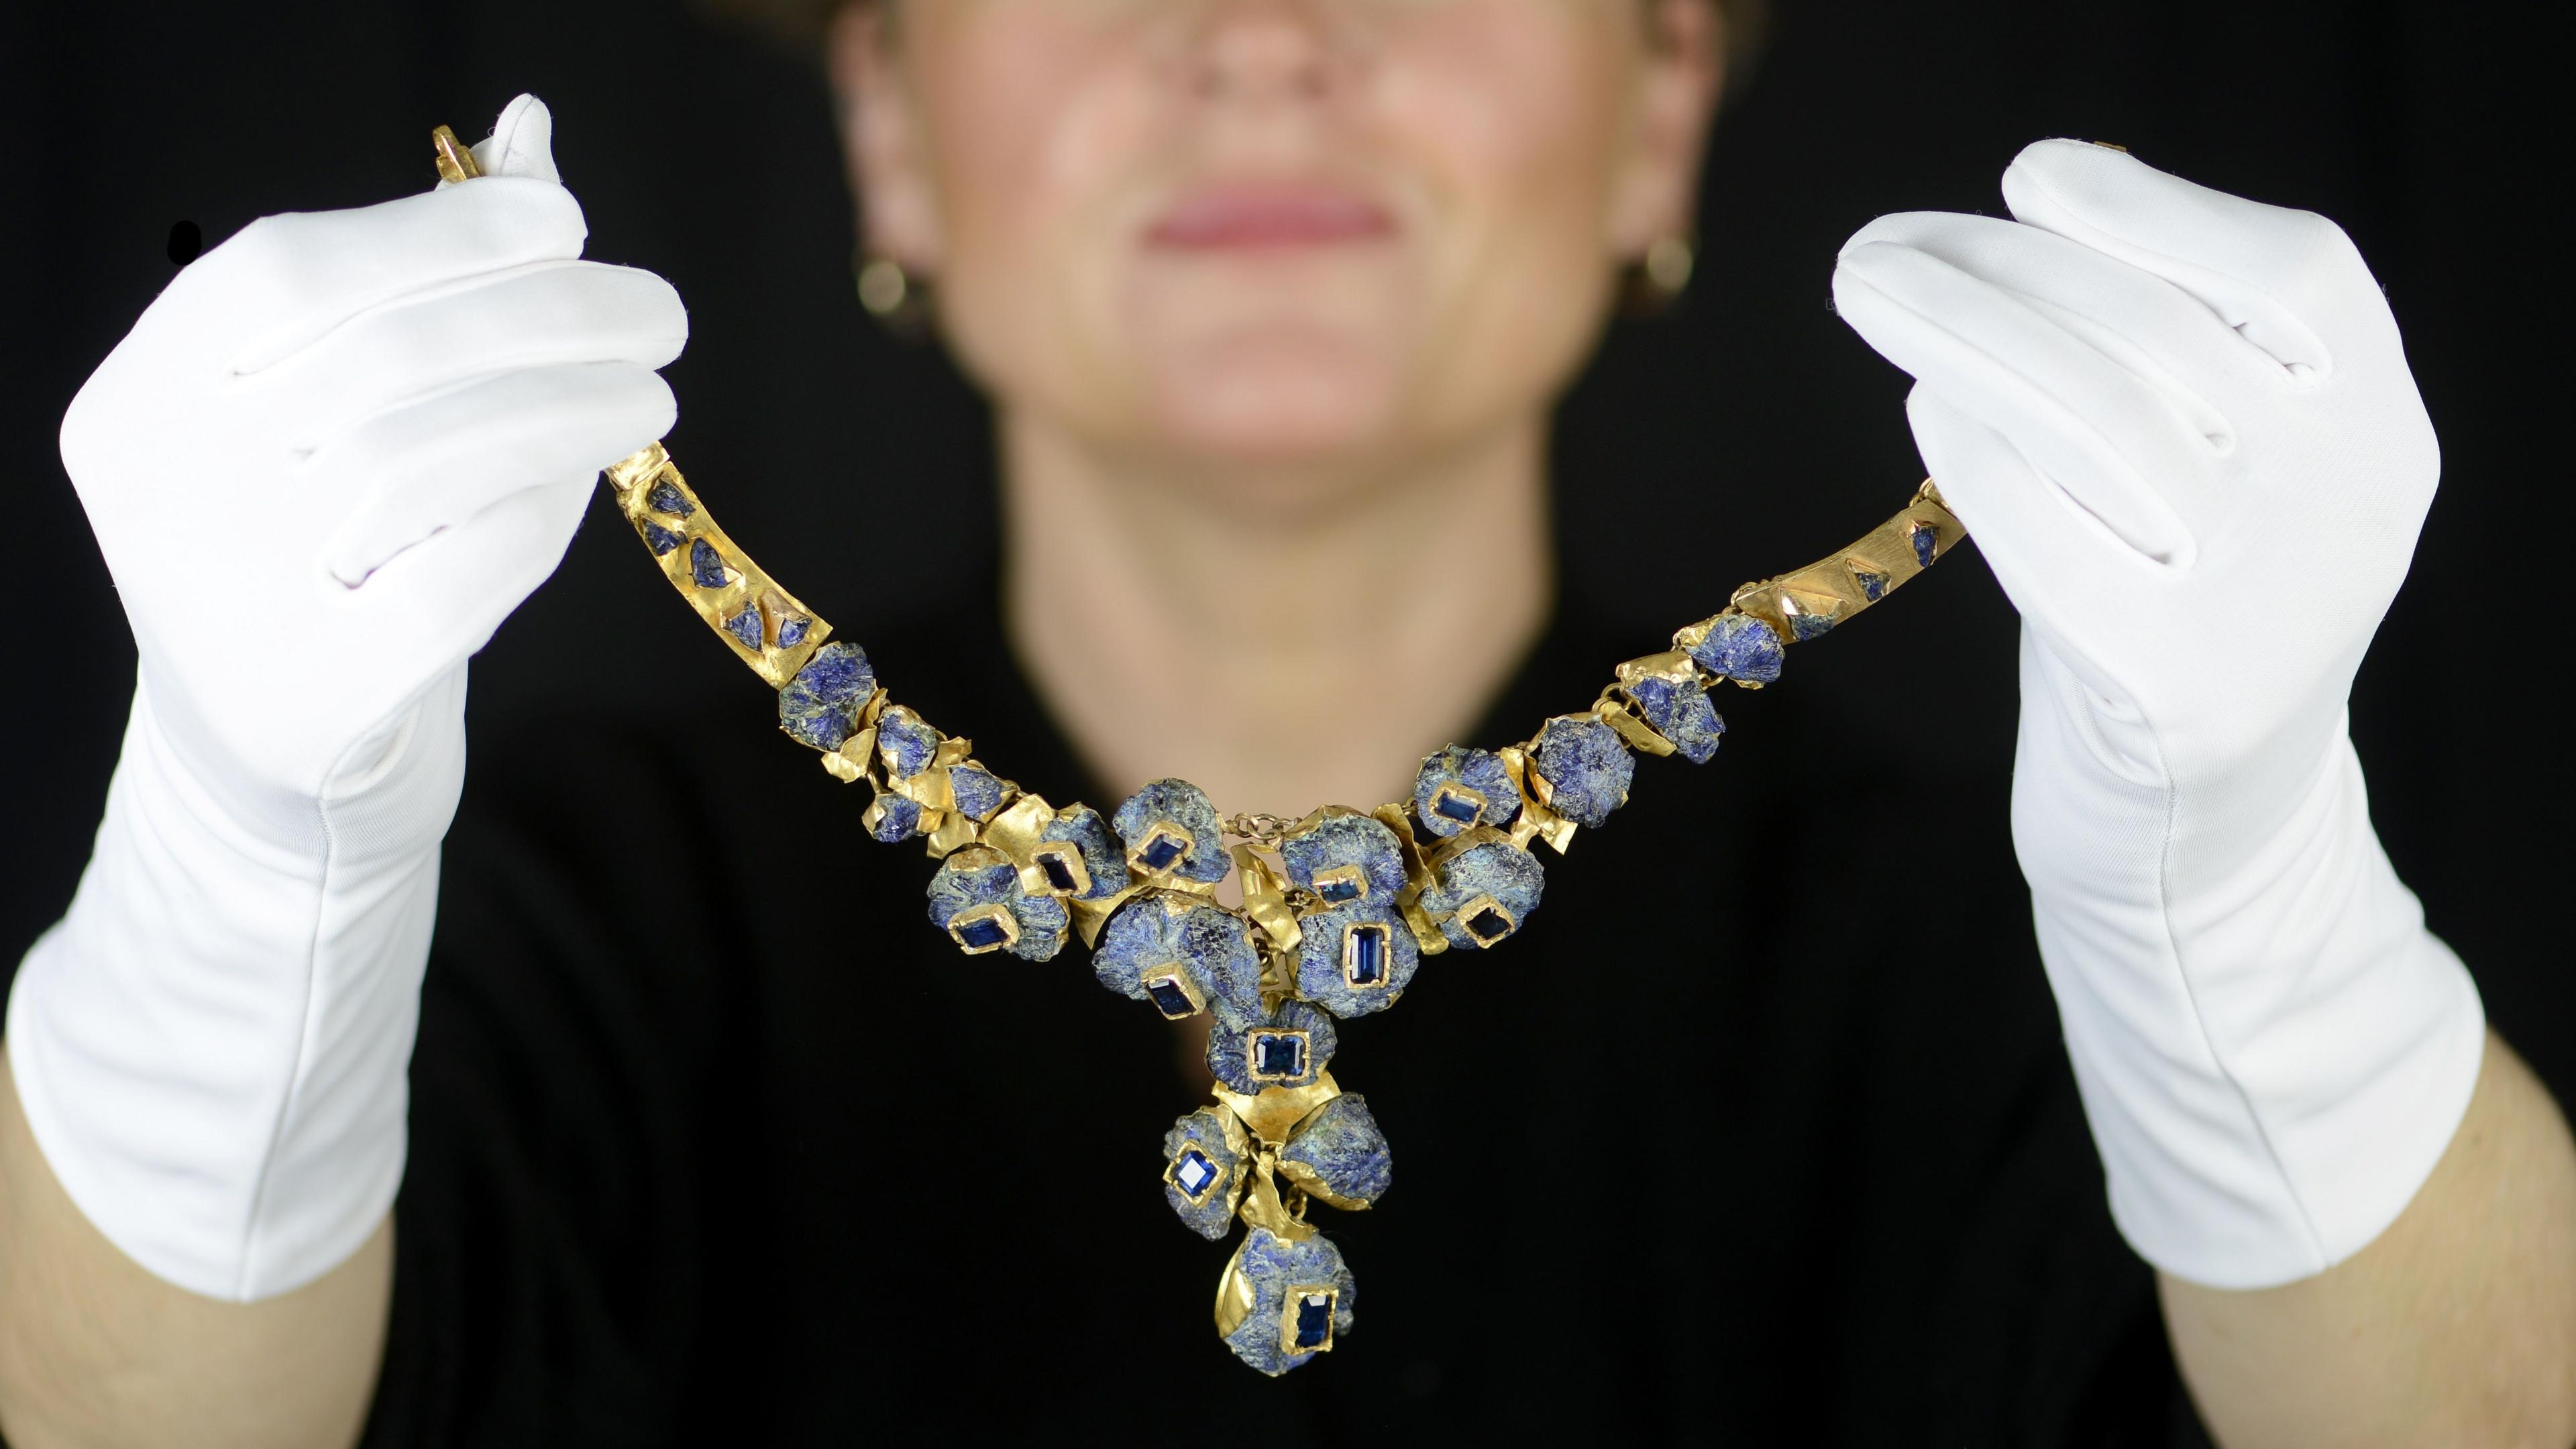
2,3,2570,1446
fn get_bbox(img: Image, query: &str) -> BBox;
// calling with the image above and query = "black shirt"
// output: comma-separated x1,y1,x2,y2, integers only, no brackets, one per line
364,590,2214,1446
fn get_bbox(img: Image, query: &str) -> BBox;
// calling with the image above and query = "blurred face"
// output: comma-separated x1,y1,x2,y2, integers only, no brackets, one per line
837,0,1719,505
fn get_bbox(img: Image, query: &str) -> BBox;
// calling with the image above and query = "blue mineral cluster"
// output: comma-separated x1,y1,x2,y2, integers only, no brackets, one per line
1409,745,1522,840
1529,716,1633,828
1112,780,1230,885
869,792,922,844
947,763,1008,822
1625,674,1727,765
722,605,763,653
1278,814,1409,908
924,847,1068,961
1293,904,1417,1018
1035,806,1126,901
873,709,942,780
1223,1228,1357,1376
1911,521,1939,568
688,538,731,590
1161,1108,1246,1241
1208,1000,1337,1094
644,479,694,518
1686,612,1784,686
775,616,812,649
1279,1094,1391,1209
639,519,683,557
1093,891,1263,1028
777,642,876,751
1419,837,1545,950
1787,606,1835,641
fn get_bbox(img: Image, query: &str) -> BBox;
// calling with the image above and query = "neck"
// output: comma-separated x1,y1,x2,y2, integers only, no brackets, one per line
1001,419,1554,818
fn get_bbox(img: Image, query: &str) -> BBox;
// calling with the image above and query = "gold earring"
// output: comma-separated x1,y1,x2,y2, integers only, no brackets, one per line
1621,234,1696,317
856,251,934,339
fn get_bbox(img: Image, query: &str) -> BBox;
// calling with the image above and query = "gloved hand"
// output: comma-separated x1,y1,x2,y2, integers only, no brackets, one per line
7,94,684,1299
1831,140,2483,1287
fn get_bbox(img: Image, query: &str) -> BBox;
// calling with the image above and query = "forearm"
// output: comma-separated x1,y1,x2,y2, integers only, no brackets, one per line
2162,1028,2576,1448
0,1045,392,1449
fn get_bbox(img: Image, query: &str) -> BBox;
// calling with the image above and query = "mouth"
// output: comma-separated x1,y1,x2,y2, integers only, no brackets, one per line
1144,182,1397,251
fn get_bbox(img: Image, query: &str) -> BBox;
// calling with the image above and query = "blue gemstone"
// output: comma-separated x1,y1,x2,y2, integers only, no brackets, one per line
1789,610,1834,642
777,642,878,751
1686,613,1785,686
1913,524,1937,568
776,616,811,648
722,606,763,651
1293,1293,1332,1348
1138,834,1187,872
1853,569,1888,602
1317,877,1362,905
690,539,730,589
870,794,922,843
1433,788,1483,824
640,520,684,556
1038,853,1081,894
1346,926,1387,985
1252,1032,1307,1078
1464,906,1513,943
645,480,695,518
1175,1148,1219,1198
955,914,1010,950
1144,977,1197,1018
949,764,1006,822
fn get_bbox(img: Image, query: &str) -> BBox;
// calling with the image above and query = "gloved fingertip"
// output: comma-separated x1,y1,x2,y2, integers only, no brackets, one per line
472,93,561,184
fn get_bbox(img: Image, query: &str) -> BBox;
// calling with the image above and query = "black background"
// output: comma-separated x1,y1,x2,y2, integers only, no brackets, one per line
1,0,2567,1424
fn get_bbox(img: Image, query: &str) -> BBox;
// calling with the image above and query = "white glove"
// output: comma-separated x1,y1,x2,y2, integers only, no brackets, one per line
1831,140,2483,1288
7,95,684,1299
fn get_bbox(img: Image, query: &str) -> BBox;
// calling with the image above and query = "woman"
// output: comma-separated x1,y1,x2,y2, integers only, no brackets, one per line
3,1,2571,1444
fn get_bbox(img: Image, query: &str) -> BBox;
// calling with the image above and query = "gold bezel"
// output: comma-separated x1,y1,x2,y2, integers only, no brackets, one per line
945,902,1020,956
1246,1028,1313,1083
1026,841,1093,899
1163,1141,1231,1206
1139,967,1205,1021
1309,863,1369,906
1278,1285,1339,1356
1127,822,1195,878
1450,893,1517,948
1340,920,1393,989
1428,782,1489,828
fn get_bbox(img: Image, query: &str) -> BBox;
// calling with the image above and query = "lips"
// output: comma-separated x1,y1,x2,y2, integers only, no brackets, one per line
1144,184,1397,250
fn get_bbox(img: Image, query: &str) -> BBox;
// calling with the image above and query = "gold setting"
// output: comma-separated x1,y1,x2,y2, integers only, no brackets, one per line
1309,863,1369,906
1244,1028,1314,1085
1278,1285,1339,1356
1428,782,1489,828
1164,1142,1233,1207
945,902,1020,956
1140,968,1206,1021
1126,822,1196,879
1449,893,1517,948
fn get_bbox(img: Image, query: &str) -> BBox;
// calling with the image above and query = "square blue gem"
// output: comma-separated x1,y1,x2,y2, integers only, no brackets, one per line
1293,1293,1332,1349
1137,833,1187,872
955,915,1010,950
1252,1032,1306,1079
1175,1148,1218,1198
1465,906,1513,943
1144,977,1196,1018
1346,925,1387,985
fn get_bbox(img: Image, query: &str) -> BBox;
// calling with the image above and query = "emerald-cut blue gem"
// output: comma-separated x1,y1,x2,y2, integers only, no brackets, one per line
955,915,1010,950
722,606,763,651
1144,977,1197,1018
1464,906,1513,943
1317,877,1362,905
1038,854,1081,894
1138,835,1187,872
645,480,694,517
1175,1148,1219,1199
690,539,729,589
777,616,811,648
1346,926,1387,985
1252,1032,1307,1078
1913,524,1937,568
1432,788,1483,824
1293,1293,1332,1348
641,521,684,556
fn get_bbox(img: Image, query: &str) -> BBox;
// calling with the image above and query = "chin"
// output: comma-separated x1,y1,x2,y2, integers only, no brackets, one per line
1144,335,1409,468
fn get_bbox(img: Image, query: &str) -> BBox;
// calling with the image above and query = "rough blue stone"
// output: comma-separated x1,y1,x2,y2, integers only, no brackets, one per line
689,538,731,590
1625,675,1727,766
722,606,764,652
1854,568,1888,602
776,616,812,649
645,480,695,518
869,793,922,844
1112,780,1229,885
1279,1093,1391,1208
1912,523,1938,569
1161,1108,1246,1241
948,763,1007,822
1293,904,1419,1019
777,643,877,751
1789,608,1835,642
1409,746,1521,840
1419,837,1546,951
924,847,1068,962
1037,806,1128,902
1222,1227,1356,1376
1093,892,1263,1028
1278,814,1409,908
1530,716,1634,829
1208,1000,1336,1094
1685,613,1785,686
640,520,684,557
874,711,941,780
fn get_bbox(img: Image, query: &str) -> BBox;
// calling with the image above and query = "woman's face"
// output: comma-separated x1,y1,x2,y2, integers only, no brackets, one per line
839,0,1719,504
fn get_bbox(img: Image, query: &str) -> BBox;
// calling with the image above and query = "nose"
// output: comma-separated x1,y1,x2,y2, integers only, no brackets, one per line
1177,0,1344,105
